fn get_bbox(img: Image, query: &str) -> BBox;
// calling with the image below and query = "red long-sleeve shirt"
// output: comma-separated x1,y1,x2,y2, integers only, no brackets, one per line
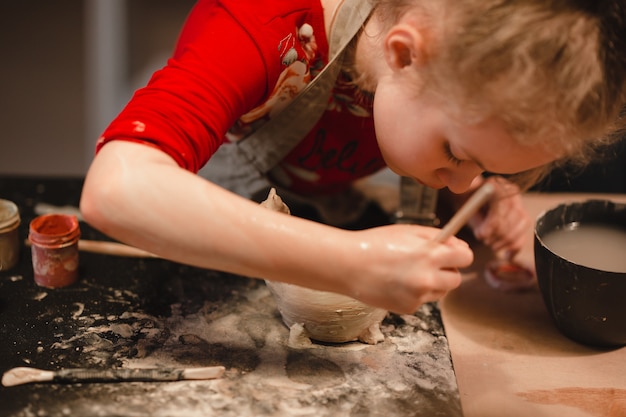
97,0,385,194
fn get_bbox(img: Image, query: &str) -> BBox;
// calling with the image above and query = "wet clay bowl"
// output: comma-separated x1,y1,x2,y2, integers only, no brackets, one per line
265,280,388,344
534,199,626,348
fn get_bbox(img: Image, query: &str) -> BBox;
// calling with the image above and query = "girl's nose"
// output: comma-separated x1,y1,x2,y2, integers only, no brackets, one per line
436,166,483,193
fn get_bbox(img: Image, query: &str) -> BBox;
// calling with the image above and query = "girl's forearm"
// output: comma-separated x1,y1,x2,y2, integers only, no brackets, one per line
80,142,356,296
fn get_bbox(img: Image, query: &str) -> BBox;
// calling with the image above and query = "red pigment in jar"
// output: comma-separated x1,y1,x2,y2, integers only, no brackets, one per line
0,199,21,271
29,214,80,288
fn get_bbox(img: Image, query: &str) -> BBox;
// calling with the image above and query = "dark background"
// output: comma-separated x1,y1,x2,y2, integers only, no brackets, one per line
533,139,626,193
0,0,195,177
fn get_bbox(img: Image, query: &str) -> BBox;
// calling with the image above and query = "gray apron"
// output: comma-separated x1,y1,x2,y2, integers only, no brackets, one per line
200,0,376,225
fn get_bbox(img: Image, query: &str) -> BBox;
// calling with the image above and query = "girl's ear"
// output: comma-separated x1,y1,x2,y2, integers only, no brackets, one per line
384,23,426,70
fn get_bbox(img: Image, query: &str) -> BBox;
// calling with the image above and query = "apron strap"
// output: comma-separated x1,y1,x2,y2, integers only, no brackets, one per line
235,0,375,174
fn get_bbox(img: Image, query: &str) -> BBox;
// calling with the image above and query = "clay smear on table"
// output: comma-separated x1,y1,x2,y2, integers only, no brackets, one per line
260,188,387,345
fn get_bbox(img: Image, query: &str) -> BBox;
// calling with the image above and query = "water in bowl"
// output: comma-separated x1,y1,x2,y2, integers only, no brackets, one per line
540,222,626,273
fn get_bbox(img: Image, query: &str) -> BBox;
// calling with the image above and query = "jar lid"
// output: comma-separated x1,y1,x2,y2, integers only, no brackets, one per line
0,199,20,231
29,214,80,247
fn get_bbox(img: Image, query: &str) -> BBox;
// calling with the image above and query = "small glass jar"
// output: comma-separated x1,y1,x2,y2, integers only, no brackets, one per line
0,199,21,271
29,214,80,288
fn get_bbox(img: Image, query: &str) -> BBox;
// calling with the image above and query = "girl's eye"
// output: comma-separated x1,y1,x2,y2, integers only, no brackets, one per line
444,142,463,166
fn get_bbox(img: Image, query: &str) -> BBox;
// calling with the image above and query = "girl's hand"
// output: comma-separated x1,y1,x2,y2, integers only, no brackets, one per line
346,224,473,314
466,176,530,258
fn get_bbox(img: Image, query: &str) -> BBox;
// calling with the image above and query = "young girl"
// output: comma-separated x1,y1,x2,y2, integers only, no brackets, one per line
80,0,626,314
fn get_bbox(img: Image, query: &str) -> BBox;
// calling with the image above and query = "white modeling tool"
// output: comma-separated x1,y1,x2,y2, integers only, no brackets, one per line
434,182,495,242
2,366,225,387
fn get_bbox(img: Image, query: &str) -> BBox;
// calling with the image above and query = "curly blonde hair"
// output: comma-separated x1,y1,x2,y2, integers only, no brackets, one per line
369,0,626,188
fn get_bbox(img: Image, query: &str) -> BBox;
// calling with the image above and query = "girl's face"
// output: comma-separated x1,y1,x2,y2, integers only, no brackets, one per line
373,80,559,194
367,16,561,194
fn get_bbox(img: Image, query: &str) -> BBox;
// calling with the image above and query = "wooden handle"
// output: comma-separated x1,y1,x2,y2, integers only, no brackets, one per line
78,240,159,258
25,239,159,258
434,182,495,242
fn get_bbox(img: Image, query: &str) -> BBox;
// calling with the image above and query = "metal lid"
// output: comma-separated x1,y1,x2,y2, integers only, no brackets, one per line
0,199,20,232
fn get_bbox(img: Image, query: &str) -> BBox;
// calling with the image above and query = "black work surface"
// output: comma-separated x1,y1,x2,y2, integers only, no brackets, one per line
0,176,462,417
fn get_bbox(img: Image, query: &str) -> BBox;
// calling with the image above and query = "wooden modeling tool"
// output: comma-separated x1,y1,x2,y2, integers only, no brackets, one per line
25,238,159,258
77,239,159,258
2,366,226,387
434,182,495,242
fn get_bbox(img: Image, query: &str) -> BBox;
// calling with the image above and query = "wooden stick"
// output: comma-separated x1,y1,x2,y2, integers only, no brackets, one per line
434,182,495,243
78,240,159,258
2,366,225,387
25,239,159,258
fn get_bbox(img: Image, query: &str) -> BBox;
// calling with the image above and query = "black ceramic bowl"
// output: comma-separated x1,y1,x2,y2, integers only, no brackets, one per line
534,199,626,348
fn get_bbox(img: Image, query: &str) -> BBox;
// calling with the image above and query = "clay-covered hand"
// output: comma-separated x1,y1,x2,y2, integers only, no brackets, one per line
346,224,473,314
465,176,530,258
